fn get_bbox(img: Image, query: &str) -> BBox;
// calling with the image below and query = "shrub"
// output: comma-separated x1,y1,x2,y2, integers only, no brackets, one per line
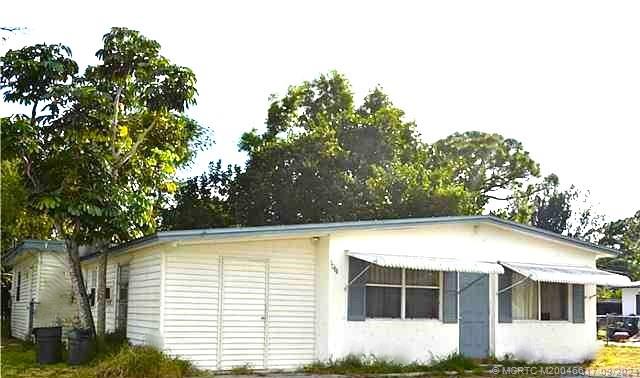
92,345,198,378
430,353,478,372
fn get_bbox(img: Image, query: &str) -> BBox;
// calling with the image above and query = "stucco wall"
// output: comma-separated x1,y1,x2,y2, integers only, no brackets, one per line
323,223,601,363
622,287,640,315
495,283,598,363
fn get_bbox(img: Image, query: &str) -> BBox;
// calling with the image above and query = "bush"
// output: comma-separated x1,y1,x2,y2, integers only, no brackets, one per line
92,345,198,378
430,353,479,372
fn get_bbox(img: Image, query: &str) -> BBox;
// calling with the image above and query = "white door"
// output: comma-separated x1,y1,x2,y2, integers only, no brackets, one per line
219,257,268,370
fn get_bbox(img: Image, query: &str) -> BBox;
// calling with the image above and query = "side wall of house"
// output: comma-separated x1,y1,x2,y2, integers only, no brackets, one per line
33,252,76,328
10,254,37,340
323,223,601,363
83,256,125,334
622,287,640,315
82,248,161,344
161,238,317,371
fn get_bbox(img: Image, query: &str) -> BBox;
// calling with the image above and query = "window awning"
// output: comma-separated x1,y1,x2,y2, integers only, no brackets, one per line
500,261,631,286
347,251,504,274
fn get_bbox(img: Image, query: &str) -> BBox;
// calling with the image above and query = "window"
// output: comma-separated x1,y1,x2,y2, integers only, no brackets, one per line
365,265,440,319
510,271,568,321
366,265,401,318
86,269,97,307
16,271,22,302
540,282,568,321
512,272,538,320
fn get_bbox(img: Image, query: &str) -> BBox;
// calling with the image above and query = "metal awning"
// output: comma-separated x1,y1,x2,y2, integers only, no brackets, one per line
500,261,631,286
347,251,504,274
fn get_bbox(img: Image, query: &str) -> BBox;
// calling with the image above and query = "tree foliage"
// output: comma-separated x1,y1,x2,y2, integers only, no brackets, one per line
598,211,640,280
1,28,207,335
0,159,54,251
160,160,237,230
228,72,477,225
163,72,540,230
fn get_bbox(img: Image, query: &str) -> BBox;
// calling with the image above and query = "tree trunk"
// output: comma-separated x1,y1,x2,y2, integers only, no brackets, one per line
65,238,96,337
96,242,108,337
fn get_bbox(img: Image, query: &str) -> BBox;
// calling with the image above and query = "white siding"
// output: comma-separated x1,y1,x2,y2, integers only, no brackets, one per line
162,238,316,371
127,250,162,346
622,287,640,315
10,255,37,340
83,260,119,334
33,252,76,329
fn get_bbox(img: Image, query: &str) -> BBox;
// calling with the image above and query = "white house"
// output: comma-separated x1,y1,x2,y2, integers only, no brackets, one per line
3,240,76,340
79,215,630,370
621,283,640,315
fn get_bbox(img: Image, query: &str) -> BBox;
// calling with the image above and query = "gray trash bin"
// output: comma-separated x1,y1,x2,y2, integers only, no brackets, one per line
33,326,62,364
67,328,93,365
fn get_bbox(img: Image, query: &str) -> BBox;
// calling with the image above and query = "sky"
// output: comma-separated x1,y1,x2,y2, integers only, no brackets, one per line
1,1,639,222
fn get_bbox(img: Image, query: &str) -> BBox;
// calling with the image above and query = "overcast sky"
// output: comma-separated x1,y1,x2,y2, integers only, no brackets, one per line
1,1,639,221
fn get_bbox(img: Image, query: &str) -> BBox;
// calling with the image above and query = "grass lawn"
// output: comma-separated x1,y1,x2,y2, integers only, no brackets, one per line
0,337,88,378
586,345,640,369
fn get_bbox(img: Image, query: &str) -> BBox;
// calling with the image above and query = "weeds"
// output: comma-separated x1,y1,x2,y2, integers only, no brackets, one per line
230,363,254,375
92,345,199,378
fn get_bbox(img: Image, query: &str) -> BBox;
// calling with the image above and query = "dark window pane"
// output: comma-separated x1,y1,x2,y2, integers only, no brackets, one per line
367,265,402,285
406,288,439,318
406,270,438,286
540,282,568,321
366,286,401,318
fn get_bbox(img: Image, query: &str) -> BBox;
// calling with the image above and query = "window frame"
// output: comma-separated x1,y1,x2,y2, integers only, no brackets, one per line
364,266,441,320
511,278,572,322
16,271,22,302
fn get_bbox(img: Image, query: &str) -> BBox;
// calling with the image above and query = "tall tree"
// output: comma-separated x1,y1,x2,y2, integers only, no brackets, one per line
230,72,476,225
495,174,604,241
160,160,237,230
430,131,540,210
1,29,206,336
598,211,640,280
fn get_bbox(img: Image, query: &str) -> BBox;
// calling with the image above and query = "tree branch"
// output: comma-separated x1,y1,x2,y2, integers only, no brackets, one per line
117,119,156,169
111,86,122,159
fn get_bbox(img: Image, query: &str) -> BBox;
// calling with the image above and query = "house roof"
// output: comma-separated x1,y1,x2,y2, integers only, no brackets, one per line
81,215,622,261
2,239,66,267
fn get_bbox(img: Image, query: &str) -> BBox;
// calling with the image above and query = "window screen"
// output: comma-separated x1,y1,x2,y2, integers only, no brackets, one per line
366,286,401,318
368,265,402,285
540,282,568,321
406,288,439,318
363,264,440,319
512,272,538,320
406,269,438,286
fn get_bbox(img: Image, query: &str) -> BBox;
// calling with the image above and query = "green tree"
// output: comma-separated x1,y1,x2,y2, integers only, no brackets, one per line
430,131,541,210
1,28,206,336
598,211,640,280
230,72,476,225
1,159,54,251
160,160,237,230
494,174,604,241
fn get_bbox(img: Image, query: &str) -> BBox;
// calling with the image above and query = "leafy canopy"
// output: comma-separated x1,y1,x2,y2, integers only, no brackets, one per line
229,72,476,225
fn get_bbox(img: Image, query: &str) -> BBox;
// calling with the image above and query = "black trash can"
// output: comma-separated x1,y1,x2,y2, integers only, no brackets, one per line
32,326,62,364
67,328,94,365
